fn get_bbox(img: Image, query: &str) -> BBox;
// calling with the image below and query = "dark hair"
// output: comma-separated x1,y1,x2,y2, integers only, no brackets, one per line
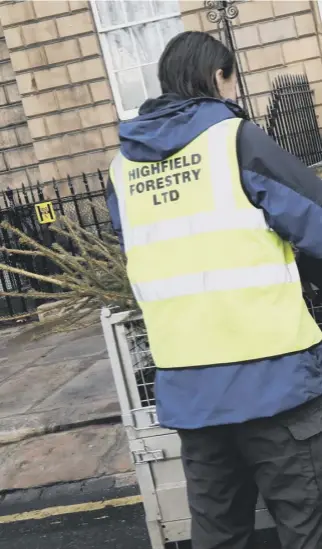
158,31,235,99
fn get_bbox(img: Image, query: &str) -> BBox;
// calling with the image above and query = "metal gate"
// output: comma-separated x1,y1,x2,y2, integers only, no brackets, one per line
0,170,111,320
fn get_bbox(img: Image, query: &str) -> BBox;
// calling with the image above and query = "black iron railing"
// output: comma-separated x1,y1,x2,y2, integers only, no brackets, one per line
264,74,322,166
0,170,110,320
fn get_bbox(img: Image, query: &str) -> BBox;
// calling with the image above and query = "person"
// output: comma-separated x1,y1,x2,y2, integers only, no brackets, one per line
107,31,322,549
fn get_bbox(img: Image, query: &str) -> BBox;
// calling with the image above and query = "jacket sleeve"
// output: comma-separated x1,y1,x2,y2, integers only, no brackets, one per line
106,176,124,252
238,121,322,259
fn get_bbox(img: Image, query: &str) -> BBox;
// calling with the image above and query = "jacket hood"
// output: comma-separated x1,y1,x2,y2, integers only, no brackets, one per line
119,94,247,162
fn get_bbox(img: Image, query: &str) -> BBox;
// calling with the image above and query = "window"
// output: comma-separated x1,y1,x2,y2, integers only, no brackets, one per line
91,1,183,120
319,1,322,21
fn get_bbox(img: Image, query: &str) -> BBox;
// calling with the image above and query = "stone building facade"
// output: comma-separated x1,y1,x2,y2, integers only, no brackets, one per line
0,0,321,192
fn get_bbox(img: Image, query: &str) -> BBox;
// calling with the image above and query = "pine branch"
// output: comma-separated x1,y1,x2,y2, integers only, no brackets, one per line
0,311,38,322
0,262,72,288
0,247,43,257
0,222,76,276
0,213,136,333
0,290,76,300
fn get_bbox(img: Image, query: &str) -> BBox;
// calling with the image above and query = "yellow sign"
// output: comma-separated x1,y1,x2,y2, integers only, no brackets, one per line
35,201,56,224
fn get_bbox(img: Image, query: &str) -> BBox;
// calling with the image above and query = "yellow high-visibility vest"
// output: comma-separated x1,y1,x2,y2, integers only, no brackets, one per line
110,118,322,369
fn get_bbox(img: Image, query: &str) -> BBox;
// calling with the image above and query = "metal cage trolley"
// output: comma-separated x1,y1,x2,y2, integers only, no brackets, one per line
101,308,281,549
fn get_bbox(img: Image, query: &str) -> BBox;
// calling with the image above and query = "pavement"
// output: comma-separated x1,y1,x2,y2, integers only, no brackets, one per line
0,318,134,493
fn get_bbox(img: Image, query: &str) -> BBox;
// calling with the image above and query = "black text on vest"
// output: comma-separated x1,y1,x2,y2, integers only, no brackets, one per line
128,154,202,206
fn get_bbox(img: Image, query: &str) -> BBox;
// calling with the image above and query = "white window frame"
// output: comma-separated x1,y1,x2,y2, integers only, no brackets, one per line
319,1,322,20
91,1,182,121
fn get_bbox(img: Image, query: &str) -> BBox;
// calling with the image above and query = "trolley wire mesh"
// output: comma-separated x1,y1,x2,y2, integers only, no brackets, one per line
124,318,156,407
306,293,322,328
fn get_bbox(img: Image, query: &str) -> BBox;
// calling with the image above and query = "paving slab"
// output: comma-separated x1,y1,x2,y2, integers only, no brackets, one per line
0,359,27,385
34,358,117,411
36,334,107,364
0,360,88,417
0,424,133,490
0,400,121,445
5,317,102,353
0,326,24,342
0,322,122,435
0,331,120,444
0,320,129,492
0,348,54,383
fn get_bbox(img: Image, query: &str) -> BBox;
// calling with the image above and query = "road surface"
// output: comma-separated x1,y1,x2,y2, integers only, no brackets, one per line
0,501,149,549
0,498,280,549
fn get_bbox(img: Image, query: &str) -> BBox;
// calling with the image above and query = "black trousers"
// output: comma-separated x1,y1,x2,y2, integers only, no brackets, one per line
178,396,322,549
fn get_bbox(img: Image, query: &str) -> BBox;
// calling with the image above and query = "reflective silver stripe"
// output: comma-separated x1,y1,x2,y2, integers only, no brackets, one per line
133,262,300,302
128,209,267,247
207,120,237,209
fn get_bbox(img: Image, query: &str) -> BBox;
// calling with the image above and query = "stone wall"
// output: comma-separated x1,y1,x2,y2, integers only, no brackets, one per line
0,0,118,189
0,17,38,189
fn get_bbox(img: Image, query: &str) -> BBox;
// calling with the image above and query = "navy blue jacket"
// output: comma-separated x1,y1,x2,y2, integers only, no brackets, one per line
107,95,322,429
